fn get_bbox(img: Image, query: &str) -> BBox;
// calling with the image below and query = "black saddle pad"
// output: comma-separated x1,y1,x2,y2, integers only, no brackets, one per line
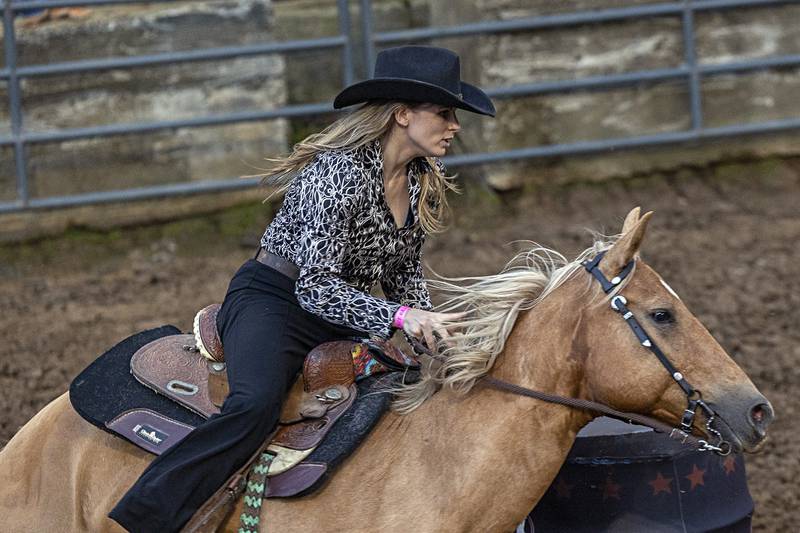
69,325,398,496
69,325,206,432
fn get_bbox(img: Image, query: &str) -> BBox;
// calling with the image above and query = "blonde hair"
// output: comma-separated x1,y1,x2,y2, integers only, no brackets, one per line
392,237,631,414
258,101,458,233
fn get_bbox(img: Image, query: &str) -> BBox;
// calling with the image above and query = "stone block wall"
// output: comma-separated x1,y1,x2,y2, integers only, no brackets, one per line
1,0,798,241
0,0,433,208
462,0,800,189
0,0,287,200
271,0,430,143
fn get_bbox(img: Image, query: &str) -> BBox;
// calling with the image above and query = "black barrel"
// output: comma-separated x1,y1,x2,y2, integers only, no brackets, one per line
525,417,753,532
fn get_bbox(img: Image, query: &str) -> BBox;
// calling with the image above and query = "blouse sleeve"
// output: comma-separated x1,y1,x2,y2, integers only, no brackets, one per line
293,153,401,339
380,233,433,311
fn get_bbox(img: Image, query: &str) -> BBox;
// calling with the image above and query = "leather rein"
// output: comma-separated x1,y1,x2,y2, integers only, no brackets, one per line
412,251,731,456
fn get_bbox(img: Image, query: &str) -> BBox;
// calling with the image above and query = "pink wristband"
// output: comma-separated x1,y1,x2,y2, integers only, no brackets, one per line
393,305,411,329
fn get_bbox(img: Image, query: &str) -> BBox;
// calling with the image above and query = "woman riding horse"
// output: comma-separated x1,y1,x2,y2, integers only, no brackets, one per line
0,212,773,532
109,45,496,532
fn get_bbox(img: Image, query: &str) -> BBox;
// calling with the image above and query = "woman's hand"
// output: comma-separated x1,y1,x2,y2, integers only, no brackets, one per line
401,308,467,352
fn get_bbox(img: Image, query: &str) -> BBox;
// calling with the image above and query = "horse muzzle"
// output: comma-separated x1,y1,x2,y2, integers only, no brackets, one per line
706,391,774,453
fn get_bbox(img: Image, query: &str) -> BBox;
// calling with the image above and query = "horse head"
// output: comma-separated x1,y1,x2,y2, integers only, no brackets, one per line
397,206,773,458
576,207,773,453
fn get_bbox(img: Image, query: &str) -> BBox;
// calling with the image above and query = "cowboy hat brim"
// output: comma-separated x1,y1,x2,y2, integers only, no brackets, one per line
333,78,496,117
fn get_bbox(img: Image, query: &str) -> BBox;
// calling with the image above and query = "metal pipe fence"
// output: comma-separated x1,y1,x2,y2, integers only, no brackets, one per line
2,0,799,214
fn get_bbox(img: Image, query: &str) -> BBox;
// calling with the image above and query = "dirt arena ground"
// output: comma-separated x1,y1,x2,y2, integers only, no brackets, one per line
0,158,797,531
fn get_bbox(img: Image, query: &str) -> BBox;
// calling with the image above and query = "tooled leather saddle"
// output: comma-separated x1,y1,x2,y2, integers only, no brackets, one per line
69,304,419,502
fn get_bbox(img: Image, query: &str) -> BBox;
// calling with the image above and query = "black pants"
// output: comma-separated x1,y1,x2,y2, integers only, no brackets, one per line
109,259,365,532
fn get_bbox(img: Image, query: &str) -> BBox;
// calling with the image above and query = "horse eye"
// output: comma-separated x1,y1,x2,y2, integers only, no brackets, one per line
650,309,675,324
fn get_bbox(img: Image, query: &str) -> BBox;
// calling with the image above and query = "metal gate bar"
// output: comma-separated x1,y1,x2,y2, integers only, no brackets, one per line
2,0,29,208
2,0,799,215
1,0,356,213
363,0,800,168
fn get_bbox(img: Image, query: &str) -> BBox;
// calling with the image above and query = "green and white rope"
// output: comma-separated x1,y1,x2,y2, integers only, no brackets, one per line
238,451,274,533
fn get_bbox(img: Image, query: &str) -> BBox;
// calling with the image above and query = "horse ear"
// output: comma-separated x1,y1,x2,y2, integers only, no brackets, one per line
621,206,641,234
600,210,653,277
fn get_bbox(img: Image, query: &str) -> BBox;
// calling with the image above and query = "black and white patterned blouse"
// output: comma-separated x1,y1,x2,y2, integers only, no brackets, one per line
260,139,441,338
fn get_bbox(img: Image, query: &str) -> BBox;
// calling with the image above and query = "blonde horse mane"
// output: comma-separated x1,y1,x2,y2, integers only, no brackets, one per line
392,236,628,414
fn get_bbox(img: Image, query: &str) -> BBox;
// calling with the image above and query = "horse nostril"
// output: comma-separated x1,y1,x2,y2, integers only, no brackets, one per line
749,403,773,430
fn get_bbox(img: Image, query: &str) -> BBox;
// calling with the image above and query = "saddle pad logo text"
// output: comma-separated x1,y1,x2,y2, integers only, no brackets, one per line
132,424,168,446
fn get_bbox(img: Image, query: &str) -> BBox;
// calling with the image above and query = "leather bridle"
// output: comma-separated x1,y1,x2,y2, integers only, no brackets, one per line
413,251,732,455
581,251,730,454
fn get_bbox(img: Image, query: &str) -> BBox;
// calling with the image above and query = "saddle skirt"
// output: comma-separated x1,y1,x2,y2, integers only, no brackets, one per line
71,309,420,499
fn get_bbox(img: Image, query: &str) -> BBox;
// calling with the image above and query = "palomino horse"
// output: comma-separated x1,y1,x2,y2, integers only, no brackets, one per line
0,208,772,532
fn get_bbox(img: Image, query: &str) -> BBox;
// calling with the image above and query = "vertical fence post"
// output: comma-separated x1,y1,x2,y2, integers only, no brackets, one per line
359,0,375,79
2,0,29,207
682,1,703,131
337,0,354,87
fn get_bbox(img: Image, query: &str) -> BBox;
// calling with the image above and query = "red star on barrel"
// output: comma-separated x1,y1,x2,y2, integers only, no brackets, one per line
602,476,621,500
723,455,736,475
685,464,706,490
648,472,673,495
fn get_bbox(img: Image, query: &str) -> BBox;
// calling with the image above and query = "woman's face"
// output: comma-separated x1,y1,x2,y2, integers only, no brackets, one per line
402,103,461,157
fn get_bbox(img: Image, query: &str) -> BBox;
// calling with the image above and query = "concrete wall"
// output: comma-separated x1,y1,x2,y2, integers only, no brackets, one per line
465,0,800,189
1,0,287,201
271,0,430,143
1,0,799,241
272,0,800,189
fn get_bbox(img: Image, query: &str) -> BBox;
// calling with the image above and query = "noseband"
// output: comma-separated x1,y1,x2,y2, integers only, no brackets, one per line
413,251,731,455
582,251,730,455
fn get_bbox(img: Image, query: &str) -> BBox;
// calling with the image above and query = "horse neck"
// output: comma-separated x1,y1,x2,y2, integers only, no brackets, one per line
380,279,592,526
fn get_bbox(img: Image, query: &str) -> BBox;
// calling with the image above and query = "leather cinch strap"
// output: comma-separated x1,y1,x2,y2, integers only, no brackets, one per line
181,430,277,533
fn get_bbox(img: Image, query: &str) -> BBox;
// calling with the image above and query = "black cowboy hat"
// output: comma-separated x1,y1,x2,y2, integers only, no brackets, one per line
333,45,496,117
